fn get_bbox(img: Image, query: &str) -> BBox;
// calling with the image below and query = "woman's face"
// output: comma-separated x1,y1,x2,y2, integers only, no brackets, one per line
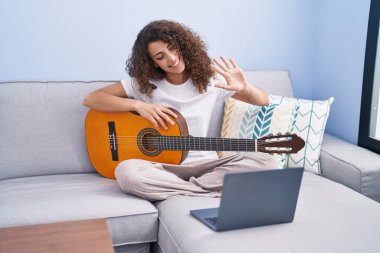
148,40,186,75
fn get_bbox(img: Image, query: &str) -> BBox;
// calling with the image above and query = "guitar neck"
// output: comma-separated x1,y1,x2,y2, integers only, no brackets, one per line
155,136,258,152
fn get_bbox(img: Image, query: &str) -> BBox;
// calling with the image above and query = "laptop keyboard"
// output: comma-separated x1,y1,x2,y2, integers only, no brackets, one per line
205,217,218,225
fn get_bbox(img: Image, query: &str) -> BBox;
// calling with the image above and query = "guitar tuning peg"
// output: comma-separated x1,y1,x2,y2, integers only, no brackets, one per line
286,131,291,135
277,132,282,136
267,133,274,137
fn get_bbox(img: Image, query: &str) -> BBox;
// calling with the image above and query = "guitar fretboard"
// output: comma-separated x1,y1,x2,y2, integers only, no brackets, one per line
155,136,258,152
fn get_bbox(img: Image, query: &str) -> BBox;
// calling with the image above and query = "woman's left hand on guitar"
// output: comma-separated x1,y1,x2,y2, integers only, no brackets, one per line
211,56,250,93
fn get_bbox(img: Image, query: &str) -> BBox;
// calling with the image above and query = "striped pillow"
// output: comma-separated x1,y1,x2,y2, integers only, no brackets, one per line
220,95,334,175
219,95,299,167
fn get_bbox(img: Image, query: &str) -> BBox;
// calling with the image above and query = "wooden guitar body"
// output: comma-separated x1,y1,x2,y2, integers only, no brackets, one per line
85,109,188,179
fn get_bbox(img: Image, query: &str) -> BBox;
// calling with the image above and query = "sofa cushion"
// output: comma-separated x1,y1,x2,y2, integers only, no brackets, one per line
0,81,114,180
207,70,294,138
0,173,158,246
115,243,150,253
321,133,380,202
155,172,380,253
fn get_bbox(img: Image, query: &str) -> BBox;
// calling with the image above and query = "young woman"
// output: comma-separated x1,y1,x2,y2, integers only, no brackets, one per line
83,20,279,201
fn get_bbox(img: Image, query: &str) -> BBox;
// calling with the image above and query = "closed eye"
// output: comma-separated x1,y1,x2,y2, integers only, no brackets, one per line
155,54,164,61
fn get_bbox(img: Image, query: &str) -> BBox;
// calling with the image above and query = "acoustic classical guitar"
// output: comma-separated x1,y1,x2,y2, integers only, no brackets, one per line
85,108,305,179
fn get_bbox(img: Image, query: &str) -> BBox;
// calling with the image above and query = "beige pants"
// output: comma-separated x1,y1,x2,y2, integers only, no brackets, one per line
115,153,280,201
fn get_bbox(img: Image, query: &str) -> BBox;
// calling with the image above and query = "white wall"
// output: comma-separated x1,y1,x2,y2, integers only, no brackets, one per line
312,0,371,144
0,0,314,99
0,0,373,144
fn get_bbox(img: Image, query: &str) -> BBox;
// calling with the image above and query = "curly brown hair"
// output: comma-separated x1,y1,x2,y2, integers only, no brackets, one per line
126,20,214,97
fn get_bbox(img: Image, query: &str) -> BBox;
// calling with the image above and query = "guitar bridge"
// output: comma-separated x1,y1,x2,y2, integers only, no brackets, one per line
108,121,119,161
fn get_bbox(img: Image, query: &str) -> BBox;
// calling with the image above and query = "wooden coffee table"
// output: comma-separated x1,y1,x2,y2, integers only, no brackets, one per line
0,219,115,253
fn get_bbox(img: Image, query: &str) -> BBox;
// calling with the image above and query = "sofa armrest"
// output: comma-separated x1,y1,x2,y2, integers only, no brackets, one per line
320,133,380,202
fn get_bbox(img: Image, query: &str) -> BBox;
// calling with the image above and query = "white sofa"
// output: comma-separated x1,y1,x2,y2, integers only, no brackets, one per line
1,70,380,253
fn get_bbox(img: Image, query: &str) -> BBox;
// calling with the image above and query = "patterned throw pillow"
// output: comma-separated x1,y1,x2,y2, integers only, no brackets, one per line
285,97,334,175
220,95,334,175
219,96,299,167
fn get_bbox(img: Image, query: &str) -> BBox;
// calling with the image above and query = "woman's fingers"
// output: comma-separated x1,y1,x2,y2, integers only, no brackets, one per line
220,56,233,69
138,103,178,130
153,113,168,130
151,106,178,130
158,110,175,126
230,58,238,68
148,116,159,129
212,56,238,76
210,64,225,76
162,107,178,119
212,58,229,72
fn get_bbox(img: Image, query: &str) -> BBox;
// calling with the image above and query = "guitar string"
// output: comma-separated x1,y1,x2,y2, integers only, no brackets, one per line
109,144,267,147
112,144,268,147
109,139,281,145
109,137,290,143
109,135,291,139
109,136,270,140
108,136,275,141
108,140,288,149
106,146,291,152
108,146,292,152
111,140,292,151
111,142,268,145
111,142,278,146
109,141,268,145
108,135,289,143
110,136,271,141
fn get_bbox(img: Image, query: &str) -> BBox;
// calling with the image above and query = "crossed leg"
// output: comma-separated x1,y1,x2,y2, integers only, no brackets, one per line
115,153,280,201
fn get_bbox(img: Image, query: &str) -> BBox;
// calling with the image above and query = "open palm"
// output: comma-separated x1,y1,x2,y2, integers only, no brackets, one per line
211,56,249,92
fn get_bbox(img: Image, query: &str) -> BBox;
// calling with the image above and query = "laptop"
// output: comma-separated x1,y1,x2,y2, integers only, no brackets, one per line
190,167,304,232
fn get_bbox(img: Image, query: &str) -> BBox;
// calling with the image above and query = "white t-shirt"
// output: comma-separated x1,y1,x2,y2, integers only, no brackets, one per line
120,74,235,163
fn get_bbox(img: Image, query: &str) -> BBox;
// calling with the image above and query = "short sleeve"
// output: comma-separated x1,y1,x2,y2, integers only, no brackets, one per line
120,77,139,99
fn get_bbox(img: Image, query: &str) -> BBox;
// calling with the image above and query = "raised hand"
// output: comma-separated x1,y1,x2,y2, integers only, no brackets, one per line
211,56,250,92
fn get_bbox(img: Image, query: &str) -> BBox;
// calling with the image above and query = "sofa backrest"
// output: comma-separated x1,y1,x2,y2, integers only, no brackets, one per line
0,70,294,180
0,81,113,180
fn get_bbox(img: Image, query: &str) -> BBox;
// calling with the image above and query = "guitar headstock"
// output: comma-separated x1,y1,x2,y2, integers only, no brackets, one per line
257,133,305,154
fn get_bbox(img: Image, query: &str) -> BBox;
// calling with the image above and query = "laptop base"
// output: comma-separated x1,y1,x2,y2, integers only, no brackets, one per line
190,208,219,231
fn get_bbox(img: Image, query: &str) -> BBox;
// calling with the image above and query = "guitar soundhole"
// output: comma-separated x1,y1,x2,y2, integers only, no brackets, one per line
137,128,162,157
